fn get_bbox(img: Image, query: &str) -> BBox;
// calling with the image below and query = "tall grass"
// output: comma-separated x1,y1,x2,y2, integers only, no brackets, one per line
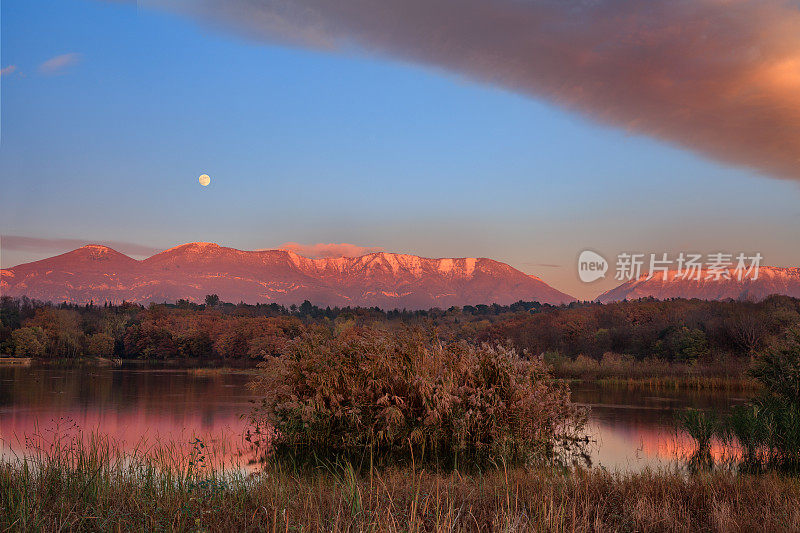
3,431,800,532
675,409,722,471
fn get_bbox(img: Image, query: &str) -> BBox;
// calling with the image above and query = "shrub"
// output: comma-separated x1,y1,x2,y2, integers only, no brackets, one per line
249,327,586,467
670,327,710,363
751,327,800,405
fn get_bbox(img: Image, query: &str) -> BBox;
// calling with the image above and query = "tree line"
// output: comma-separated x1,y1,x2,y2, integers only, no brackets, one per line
1,294,798,362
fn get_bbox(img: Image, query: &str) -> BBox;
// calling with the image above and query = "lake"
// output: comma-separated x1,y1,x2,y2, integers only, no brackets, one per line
0,365,751,471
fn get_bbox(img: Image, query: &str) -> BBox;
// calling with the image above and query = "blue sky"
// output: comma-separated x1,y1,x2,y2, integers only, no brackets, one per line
1,0,799,299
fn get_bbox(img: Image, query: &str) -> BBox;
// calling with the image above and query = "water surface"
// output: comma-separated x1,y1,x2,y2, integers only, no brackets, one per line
0,365,750,471
571,382,750,470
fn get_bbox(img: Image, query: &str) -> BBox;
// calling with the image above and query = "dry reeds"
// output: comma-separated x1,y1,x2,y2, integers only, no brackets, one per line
248,328,587,467
550,352,759,391
3,432,800,532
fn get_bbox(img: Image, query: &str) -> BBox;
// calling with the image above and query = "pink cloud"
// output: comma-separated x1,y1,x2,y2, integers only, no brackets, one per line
0,65,17,77
147,0,800,182
38,53,82,75
277,242,385,258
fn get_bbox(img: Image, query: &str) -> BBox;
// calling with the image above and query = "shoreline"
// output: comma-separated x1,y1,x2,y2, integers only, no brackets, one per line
0,356,262,369
1,356,760,390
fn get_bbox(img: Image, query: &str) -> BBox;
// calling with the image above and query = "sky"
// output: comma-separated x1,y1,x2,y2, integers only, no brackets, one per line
1,0,799,300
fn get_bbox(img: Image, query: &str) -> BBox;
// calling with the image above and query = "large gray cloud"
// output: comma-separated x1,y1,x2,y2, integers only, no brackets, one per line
141,0,800,181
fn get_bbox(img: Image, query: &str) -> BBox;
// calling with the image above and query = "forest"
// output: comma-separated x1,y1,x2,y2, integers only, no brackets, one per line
2,294,798,368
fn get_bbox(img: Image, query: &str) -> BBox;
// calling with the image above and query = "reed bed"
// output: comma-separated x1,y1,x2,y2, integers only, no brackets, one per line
596,376,761,392
186,367,254,377
3,432,800,532
549,353,759,391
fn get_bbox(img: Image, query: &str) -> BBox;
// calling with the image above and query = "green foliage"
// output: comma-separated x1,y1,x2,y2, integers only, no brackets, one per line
724,404,767,463
676,409,720,470
669,327,710,363
678,409,718,450
11,327,47,357
751,327,800,405
250,328,586,467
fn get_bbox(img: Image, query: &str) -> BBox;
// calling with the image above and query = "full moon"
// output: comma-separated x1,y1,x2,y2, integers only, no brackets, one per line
198,174,211,187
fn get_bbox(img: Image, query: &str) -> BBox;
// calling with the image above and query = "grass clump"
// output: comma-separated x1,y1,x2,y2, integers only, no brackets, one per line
249,327,587,468
676,409,722,470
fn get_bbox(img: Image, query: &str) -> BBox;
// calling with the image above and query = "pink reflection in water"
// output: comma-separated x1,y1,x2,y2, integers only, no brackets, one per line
0,366,261,469
1,366,749,472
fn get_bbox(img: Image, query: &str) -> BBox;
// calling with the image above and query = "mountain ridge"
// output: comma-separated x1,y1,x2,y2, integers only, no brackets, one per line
596,266,800,303
0,242,575,309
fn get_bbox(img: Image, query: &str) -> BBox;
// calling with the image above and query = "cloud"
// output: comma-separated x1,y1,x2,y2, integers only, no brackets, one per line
140,0,800,182
0,65,17,77
523,262,562,269
38,53,82,75
1,235,162,257
277,242,385,258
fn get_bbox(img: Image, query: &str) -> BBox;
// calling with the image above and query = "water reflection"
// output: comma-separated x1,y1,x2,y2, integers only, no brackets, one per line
572,383,751,470
0,366,752,471
0,366,259,468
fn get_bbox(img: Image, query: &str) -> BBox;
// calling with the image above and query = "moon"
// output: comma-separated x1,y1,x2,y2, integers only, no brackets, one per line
198,174,211,187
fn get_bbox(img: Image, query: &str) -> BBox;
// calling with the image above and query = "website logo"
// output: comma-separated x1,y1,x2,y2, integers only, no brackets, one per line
578,250,608,283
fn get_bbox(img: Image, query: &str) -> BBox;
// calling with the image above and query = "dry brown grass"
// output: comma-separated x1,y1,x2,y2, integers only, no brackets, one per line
3,438,800,533
186,366,257,377
550,352,760,391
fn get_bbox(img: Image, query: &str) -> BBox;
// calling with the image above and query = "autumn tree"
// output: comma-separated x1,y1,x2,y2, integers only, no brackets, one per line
11,327,47,357
87,332,115,356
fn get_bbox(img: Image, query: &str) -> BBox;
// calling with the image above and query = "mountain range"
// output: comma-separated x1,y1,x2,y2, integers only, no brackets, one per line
3,243,800,307
0,243,574,309
596,267,800,303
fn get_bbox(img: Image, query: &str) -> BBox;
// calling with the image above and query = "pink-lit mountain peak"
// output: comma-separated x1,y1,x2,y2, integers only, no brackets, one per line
68,243,130,258
22,244,138,270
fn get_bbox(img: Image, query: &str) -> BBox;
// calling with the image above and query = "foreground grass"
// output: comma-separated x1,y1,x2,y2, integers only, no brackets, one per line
3,436,800,532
